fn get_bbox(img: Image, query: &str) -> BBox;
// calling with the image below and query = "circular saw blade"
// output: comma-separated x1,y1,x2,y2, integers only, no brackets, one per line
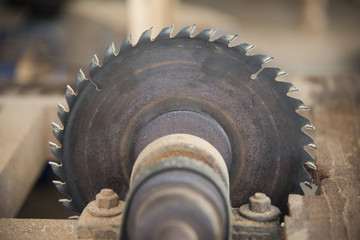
49,25,316,213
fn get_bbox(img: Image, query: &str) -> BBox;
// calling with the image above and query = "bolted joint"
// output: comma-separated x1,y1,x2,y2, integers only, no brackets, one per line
85,188,124,218
239,192,280,222
78,188,124,239
249,192,271,213
96,189,119,209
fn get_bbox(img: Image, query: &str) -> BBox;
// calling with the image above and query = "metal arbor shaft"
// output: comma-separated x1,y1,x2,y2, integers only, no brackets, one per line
49,26,316,214
121,134,231,240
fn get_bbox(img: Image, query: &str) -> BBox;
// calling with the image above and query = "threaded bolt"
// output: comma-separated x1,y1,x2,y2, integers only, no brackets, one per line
249,192,271,213
96,188,119,209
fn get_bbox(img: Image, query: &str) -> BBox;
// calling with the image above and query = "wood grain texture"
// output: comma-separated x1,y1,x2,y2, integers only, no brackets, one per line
0,96,62,217
285,76,360,240
0,218,77,240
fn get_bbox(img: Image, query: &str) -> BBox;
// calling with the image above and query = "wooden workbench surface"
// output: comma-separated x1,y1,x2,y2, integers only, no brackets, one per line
285,76,360,240
0,76,359,239
0,218,77,240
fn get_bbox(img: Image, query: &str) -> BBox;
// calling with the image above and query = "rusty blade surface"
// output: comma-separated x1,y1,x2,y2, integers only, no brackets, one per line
51,26,315,213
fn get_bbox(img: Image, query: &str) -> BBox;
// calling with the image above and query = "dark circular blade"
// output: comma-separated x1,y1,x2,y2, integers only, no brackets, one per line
52,28,314,213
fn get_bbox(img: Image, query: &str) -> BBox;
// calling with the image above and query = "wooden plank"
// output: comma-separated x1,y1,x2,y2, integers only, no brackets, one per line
0,218,77,240
285,76,360,240
286,195,331,239
0,96,62,217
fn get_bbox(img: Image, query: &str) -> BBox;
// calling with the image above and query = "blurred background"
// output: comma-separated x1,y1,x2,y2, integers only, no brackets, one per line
0,0,359,218
1,0,359,90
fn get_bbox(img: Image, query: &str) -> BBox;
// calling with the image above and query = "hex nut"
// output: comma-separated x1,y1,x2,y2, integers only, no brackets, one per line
86,189,124,217
96,189,119,209
239,192,280,222
249,192,271,213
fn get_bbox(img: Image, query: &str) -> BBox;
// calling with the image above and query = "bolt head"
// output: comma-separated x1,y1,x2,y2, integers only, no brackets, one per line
249,192,271,213
96,188,119,209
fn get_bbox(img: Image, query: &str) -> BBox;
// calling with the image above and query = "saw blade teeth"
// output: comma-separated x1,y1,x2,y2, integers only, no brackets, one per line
76,68,88,91
233,43,255,54
307,143,318,150
58,102,67,113
52,180,69,196
276,70,288,78
261,55,274,64
299,129,314,146
65,85,77,109
49,141,60,149
57,103,68,126
304,181,313,189
78,68,86,80
247,54,273,73
49,141,63,160
257,67,283,82
51,121,62,131
59,199,77,211
103,42,117,65
174,25,196,39
305,161,317,170
301,133,314,147
274,81,294,95
52,180,65,185
58,198,72,208
156,25,174,40
304,124,316,130
137,27,153,45
298,167,312,186
89,54,101,78
49,161,62,167
66,85,76,96
93,54,100,65
59,198,71,204
289,98,305,112
302,147,315,162
120,34,133,54
298,105,309,111
193,28,216,41
214,34,238,46
292,166,312,195
49,161,64,178
52,122,64,142
110,42,116,53
228,35,238,45
288,85,300,93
